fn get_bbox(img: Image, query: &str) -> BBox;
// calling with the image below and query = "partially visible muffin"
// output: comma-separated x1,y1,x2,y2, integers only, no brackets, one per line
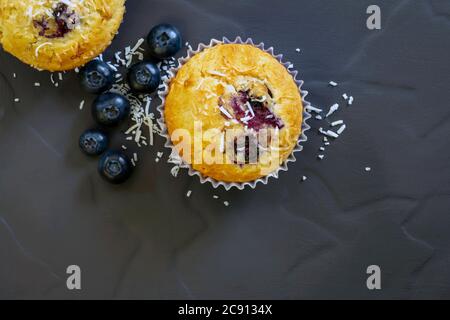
0,0,126,71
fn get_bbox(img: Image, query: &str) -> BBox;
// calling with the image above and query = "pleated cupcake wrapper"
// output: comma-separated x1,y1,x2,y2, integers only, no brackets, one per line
157,37,312,191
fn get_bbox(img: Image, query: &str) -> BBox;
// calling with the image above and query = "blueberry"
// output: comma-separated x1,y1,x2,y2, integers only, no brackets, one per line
147,24,182,59
127,62,161,94
80,60,114,94
79,129,108,156
92,93,130,127
98,151,133,184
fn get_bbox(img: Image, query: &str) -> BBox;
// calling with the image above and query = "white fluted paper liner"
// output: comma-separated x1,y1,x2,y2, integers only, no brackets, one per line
157,37,312,191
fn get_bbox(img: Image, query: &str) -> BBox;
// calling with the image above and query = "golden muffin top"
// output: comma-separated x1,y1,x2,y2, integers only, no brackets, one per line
164,43,303,183
0,0,125,71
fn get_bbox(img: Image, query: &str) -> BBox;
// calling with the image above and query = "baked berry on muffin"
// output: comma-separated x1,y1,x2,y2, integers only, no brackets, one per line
0,0,126,71
164,43,303,183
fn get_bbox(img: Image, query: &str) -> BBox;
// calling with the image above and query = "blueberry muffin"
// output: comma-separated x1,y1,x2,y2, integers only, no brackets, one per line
0,0,126,71
164,43,303,183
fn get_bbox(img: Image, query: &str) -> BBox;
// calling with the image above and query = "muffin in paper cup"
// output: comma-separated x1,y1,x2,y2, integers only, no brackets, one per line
157,37,312,190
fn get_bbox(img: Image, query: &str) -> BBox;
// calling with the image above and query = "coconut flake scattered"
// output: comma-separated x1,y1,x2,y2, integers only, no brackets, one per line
115,52,126,66
185,41,193,50
326,103,339,118
208,70,227,77
337,124,347,135
365,167,372,172
112,83,159,149
35,42,52,57
107,62,118,72
329,81,338,87
79,100,85,110
170,166,180,177
348,96,354,106
306,106,323,114
168,149,183,177
331,120,344,127
186,190,192,198
124,38,145,67
219,106,233,119
319,127,339,138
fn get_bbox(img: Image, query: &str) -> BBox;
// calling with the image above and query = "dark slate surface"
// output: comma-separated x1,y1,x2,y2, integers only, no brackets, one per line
0,0,450,299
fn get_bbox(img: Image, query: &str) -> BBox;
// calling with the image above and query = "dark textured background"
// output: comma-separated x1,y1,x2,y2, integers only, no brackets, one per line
1,0,450,299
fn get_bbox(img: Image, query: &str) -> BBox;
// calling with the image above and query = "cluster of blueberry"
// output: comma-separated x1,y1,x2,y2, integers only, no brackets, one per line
78,24,182,184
